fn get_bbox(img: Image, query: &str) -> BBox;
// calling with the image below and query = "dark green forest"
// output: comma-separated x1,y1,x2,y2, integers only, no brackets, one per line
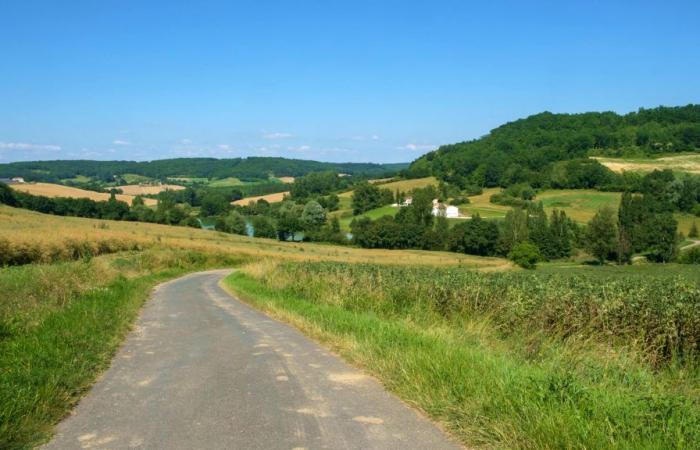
0,157,407,183
407,105,700,189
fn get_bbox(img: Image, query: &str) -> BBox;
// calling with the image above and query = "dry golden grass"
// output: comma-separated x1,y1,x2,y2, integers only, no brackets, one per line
232,191,290,206
593,154,700,174
11,183,157,206
339,177,438,198
277,176,295,184
0,205,510,269
115,184,185,196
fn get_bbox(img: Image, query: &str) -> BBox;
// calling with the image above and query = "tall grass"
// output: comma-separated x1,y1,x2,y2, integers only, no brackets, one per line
0,249,245,449
227,261,700,449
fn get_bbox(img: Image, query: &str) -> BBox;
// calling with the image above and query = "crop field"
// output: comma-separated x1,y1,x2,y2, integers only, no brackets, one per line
115,184,185,196
0,205,508,269
277,176,295,183
232,191,290,206
338,176,438,198
227,259,700,449
594,154,700,174
10,183,157,206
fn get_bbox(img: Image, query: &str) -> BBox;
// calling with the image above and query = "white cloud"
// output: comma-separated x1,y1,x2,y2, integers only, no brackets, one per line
112,140,131,146
217,144,231,150
262,132,293,140
0,142,61,151
350,134,381,141
180,138,192,144
398,143,437,152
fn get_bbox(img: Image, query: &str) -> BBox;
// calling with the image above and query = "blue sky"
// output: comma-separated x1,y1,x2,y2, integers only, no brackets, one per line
1,1,699,163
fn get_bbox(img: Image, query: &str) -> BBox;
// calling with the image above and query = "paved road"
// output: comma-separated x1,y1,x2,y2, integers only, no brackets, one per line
45,270,461,450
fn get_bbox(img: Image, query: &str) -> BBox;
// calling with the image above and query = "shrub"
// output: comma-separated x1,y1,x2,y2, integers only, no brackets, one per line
508,241,541,269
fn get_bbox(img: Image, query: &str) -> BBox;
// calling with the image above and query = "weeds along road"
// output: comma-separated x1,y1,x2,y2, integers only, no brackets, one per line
44,270,460,450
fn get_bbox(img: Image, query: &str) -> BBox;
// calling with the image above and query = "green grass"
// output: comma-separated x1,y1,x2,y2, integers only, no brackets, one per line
226,261,700,449
120,173,154,184
0,249,244,449
59,175,92,184
338,204,398,230
207,177,244,187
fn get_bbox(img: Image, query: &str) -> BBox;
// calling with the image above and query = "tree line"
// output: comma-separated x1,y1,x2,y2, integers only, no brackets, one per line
407,105,700,191
0,157,406,183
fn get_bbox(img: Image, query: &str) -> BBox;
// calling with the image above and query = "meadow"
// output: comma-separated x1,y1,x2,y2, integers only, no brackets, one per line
0,205,505,268
226,260,700,449
0,204,507,448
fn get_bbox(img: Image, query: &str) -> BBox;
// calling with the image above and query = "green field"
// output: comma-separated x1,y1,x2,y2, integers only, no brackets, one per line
121,173,155,184
338,204,398,230
59,175,93,184
207,177,244,187
226,260,700,449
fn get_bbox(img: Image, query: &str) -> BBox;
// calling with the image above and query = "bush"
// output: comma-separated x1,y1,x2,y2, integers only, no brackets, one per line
508,241,541,269
679,247,700,264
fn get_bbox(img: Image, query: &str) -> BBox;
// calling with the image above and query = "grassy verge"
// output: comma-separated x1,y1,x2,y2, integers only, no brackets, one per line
225,261,700,449
0,248,244,449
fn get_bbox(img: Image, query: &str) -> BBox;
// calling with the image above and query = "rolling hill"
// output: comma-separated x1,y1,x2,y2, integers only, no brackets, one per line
407,104,700,188
0,157,408,184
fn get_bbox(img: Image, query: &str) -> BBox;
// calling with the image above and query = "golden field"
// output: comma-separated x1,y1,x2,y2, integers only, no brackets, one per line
339,177,438,198
232,191,290,206
11,183,157,206
593,154,700,174
114,184,185,196
0,205,510,269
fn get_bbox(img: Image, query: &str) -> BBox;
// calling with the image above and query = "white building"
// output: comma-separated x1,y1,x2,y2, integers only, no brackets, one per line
431,200,460,218
11,177,25,183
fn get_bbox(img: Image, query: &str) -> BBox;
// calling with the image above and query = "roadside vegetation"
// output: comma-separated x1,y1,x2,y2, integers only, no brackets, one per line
226,260,700,449
0,248,246,449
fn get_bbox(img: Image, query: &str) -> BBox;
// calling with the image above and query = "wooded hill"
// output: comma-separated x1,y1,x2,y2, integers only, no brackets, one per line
407,104,700,188
0,157,407,183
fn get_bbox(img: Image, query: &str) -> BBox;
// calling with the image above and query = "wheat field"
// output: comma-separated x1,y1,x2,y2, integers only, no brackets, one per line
11,183,157,206
114,184,185,196
0,205,510,269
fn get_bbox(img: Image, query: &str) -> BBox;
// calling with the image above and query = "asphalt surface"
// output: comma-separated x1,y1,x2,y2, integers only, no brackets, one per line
44,270,461,450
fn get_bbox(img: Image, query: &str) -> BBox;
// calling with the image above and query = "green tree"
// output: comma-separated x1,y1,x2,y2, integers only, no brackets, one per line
301,200,326,230
351,182,382,215
508,241,541,269
0,182,17,206
251,215,277,238
585,207,618,264
216,211,247,235
645,213,678,262
447,214,499,256
200,191,230,217
498,208,529,255
689,222,699,239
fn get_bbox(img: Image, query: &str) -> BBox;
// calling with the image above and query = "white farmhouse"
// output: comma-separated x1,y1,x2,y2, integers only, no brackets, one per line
445,205,459,218
431,199,460,218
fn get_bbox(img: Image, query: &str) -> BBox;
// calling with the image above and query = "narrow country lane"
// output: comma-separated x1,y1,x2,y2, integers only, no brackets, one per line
44,270,461,450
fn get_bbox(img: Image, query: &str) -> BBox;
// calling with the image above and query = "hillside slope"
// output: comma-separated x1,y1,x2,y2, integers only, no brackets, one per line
408,104,700,187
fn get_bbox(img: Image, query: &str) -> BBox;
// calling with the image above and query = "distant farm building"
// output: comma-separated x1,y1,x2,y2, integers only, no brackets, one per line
0,177,24,184
431,199,460,218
